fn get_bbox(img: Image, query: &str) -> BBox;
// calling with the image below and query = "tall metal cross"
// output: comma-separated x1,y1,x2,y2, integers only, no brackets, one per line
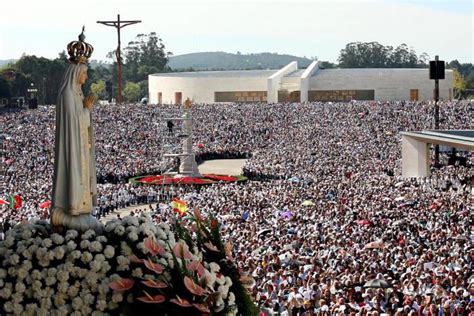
97,14,141,104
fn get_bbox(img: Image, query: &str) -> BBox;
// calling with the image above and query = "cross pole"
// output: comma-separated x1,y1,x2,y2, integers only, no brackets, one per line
97,14,141,104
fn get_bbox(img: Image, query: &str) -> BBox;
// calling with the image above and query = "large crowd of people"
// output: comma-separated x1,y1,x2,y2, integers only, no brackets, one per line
1,100,473,315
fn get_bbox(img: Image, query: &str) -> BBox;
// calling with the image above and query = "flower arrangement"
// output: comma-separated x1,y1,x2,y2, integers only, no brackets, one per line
0,211,257,315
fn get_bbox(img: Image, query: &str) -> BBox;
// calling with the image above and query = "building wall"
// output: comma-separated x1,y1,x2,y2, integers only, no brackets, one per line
148,76,268,104
309,69,453,101
149,68,454,104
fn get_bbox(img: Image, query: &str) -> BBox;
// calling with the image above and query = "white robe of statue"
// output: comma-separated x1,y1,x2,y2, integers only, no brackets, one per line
50,63,102,232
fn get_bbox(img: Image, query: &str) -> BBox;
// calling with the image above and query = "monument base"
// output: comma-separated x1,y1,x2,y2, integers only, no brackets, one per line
51,207,103,233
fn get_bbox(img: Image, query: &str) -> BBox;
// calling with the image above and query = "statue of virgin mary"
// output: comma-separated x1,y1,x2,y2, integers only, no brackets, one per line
50,28,102,233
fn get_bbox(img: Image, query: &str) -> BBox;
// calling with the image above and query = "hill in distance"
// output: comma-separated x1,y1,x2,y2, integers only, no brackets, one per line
2,52,314,72
168,52,314,71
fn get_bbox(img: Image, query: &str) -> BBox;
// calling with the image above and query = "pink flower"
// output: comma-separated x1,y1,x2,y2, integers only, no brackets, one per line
109,278,134,291
173,242,193,260
193,303,210,313
204,242,218,252
144,259,164,274
186,261,205,277
193,208,205,222
144,238,165,256
137,291,166,303
141,279,168,289
184,276,206,296
170,296,192,307
128,255,144,263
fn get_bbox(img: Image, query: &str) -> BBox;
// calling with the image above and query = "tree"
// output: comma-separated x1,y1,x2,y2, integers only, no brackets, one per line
123,81,140,102
123,32,172,82
0,77,11,99
90,80,106,99
338,42,420,68
14,54,67,104
452,69,466,99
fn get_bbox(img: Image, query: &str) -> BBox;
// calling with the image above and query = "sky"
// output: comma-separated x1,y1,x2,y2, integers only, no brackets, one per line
0,0,472,63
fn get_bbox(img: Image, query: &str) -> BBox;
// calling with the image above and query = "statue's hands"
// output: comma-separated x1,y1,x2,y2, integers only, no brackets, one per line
83,95,96,110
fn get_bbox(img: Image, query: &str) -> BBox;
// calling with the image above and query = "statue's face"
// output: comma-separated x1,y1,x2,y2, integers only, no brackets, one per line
78,69,88,85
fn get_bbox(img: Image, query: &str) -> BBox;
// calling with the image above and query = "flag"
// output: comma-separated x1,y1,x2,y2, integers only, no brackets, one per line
171,198,188,216
8,194,22,209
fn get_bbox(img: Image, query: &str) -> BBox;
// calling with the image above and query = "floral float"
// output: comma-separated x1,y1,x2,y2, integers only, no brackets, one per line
0,211,258,315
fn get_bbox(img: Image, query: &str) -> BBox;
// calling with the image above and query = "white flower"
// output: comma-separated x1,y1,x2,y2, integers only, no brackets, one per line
54,246,65,260
65,230,78,240
104,246,115,259
51,233,65,245
0,268,7,278
116,255,130,271
225,276,233,287
96,300,107,311
83,293,95,305
218,284,229,299
12,303,24,314
81,252,93,264
123,216,139,227
42,238,52,248
25,303,39,314
9,254,20,265
100,262,111,273
89,241,103,253
82,229,96,240
17,267,28,279
80,240,91,249
45,276,56,286
95,235,108,243
67,285,79,297
21,230,32,239
47,267,57,277
156,227,167,240
38,258,50,267
228,292,236,305
3,301,13,313
114,225,126,236
120,242,132,256
66,241,77,251
4,236,15,248
94,254,106,262
128,232,139,241
131,268,143,278
8,267,17,277
89,260,102,272
30,269,41,280
0,286,12,299
57,282,69,294
68,250,81,261
112,292,123,303
209,262,220,273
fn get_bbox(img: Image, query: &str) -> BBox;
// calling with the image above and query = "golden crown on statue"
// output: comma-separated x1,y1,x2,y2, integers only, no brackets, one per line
67,26,94,64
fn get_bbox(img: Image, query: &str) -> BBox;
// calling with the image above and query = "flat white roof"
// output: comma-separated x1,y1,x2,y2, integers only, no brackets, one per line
150,69,277,78
400,130,474,150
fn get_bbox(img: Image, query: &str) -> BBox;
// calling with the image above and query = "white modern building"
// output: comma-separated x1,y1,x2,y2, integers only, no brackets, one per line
149,61,453,104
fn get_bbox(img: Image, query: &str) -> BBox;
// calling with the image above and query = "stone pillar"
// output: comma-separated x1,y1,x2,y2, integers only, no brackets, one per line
401,135,430,178
179,109,201,177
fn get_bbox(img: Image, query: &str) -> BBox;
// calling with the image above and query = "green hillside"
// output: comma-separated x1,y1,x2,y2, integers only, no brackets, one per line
168,52,314,71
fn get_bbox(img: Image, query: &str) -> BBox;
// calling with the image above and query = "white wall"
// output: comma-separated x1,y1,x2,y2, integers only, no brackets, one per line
309,69,453,101
267,62,298,103
149,68,454,104
149,75,268,104
300,61,319,102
